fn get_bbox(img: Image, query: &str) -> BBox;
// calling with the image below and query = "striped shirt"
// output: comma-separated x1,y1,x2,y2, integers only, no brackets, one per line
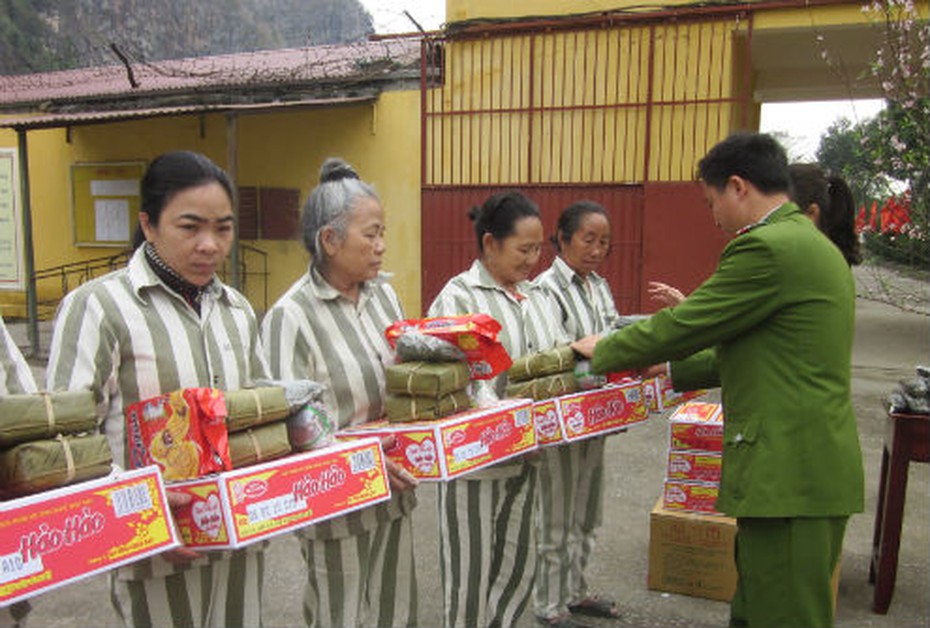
428,260,569,478
47,247,270,469
535,256,620,339
261,267,415,540
0,317,37,394
45,246,270,579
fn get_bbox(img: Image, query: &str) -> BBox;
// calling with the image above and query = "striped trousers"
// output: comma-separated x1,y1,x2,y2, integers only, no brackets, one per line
299,515,417,628
534,438,606,620
110,550,264,628
438,463,537,628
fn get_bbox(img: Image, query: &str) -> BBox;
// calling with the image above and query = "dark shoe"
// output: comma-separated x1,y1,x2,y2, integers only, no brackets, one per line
568,595,621,619
536,614,595,628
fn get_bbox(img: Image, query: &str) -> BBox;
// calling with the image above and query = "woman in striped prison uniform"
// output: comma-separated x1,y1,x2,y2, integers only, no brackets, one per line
533,201,622,625
46,151,270,628
0,316,38,628
427,191,571,628
260,158,418,628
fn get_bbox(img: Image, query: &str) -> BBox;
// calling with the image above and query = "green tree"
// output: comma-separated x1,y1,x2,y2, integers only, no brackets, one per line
0,0,64,73
0,0,375,75
816,116,892,207
862,0,930,234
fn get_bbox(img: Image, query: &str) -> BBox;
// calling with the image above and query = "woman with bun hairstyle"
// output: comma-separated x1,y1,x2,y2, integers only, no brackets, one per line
47,151,270,628
261,158,418,628
427,190,571,628
533,200,621,624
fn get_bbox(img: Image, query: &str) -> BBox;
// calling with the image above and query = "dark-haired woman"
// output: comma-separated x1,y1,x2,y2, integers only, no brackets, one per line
427,191,571,628
46,151,270,627
261,158,418,628
533,201,621,625
790,163,861,266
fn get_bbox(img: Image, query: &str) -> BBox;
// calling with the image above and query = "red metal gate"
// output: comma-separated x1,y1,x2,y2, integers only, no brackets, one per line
421,185,643,313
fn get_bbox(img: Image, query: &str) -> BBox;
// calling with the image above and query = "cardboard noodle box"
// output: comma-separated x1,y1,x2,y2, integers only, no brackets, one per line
649,497,842,605
648,497,737,602
668,402,724,452
171,438,390,549
335,399,535,481
666,450,722,483
643,375,707,412
0,466,179,608
533,381,648,447
663,479,721,515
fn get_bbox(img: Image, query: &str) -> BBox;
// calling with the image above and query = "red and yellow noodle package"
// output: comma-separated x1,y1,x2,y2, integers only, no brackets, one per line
385,314,512,379
125,388,231,481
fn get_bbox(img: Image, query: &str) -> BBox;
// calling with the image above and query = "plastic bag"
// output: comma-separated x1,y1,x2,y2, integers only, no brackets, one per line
254,379,335,452
386,314,511,379
395,332,467,363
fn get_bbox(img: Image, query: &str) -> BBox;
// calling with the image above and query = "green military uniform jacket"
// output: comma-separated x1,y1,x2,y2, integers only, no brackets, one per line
593,202,864,518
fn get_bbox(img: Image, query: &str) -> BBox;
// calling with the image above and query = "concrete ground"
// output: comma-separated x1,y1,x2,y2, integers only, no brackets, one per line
10,262,929,627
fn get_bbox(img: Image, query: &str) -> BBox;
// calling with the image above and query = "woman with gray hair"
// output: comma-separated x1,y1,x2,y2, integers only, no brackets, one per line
261,158,418,628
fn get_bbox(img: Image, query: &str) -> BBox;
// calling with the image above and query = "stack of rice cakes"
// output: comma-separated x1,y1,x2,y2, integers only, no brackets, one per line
385,361,472,422
0,390,111,498
505,345,578,401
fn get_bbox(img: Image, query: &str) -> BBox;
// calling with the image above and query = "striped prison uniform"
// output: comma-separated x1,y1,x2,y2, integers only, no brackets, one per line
261,268,417,628
45,247,269,628
532,256,622,620
0,317,37,628
427,260,569,628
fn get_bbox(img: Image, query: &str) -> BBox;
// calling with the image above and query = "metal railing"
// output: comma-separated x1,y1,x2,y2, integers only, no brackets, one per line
34,251,132,319
32,243,270,318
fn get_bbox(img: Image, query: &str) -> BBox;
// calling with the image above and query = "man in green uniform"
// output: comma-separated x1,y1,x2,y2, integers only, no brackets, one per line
573,132,863,628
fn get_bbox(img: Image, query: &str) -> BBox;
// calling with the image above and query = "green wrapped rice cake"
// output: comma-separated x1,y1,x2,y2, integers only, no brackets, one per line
505,372,578,401
386,361,470,398
386,390,472,422
224,387,291,433
507,345,576,383
228,421,292,468
0,390,98,448
0,434,112,498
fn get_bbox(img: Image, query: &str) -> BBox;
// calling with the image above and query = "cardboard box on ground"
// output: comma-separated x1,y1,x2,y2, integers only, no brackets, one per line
648,498,842,607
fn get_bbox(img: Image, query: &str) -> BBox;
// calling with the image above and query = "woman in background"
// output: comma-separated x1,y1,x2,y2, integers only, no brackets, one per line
46,151,269,628
533,200,621,625
427,190,570,628
261,158,418,628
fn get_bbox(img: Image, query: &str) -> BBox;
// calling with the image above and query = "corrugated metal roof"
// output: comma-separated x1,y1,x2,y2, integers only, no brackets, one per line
0,38,421,109
0,96,377,130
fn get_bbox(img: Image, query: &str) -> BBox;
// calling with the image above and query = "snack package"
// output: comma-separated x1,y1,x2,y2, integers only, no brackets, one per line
124,388,231,481
386,314,512,379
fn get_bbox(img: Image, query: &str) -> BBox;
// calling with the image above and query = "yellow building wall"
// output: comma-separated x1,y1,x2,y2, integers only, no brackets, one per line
446,0,881,24
426,18,749,186
0,88,422,319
